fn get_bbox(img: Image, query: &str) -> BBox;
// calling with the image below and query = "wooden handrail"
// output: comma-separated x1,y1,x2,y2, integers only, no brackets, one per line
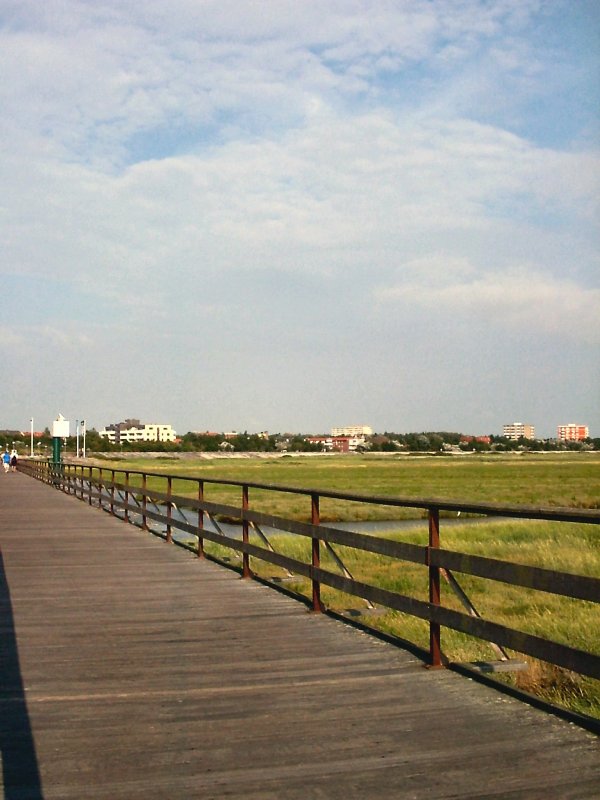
22,458,600,523
18,458,600,684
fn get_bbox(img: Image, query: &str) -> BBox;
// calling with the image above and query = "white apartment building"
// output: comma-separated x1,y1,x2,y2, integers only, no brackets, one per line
99,419,177,444
331,425,373,437
503,423,536,440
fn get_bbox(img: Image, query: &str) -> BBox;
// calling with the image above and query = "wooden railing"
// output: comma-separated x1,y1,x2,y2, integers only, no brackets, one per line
20,459,600,684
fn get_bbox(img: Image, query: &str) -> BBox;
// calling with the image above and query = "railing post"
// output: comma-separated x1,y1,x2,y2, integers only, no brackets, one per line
166,476,172,543
88,466,93,505
311,493,324,613
110,470,115,515
142,473,148,530
197,480,204,558
98,467,103,510
242,485,251,578
124,471,130,524
428,507,442,668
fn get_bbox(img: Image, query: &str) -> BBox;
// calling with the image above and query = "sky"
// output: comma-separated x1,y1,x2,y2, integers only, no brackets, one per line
1,0,598,438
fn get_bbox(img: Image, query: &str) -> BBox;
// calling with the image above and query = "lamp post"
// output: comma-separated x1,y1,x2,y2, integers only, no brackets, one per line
76,420,80,458
81,419,86,459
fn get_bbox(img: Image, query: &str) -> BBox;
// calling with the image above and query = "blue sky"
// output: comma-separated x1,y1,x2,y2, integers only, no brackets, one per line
1,0,598,437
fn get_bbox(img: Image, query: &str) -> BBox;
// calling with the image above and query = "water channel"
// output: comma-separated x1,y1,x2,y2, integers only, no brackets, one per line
90,484,501,546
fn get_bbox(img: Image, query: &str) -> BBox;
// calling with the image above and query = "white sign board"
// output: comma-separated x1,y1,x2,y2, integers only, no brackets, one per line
52,415,70,438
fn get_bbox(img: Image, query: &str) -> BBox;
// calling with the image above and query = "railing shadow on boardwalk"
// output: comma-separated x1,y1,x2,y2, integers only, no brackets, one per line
0,550,44,800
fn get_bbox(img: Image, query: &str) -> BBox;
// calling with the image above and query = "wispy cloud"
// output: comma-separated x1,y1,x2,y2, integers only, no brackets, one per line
376,264,600,344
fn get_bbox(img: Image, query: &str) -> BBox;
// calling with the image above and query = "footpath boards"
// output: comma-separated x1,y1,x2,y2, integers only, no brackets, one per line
0,472,599,799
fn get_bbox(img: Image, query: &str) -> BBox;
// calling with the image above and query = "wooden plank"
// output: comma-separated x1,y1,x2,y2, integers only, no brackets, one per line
1,473,599,799
311,568,600,680
432,547,600,602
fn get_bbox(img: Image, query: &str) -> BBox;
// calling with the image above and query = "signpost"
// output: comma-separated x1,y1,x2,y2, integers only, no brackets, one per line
52,414,70,464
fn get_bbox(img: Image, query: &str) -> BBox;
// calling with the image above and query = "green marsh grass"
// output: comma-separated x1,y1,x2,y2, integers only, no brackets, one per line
90,451,600,521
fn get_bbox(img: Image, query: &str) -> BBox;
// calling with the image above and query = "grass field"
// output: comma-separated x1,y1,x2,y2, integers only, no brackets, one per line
91,450,600,521
87,451,600,719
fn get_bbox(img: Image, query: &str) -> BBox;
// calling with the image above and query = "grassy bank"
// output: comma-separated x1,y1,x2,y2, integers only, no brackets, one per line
90,451,600,521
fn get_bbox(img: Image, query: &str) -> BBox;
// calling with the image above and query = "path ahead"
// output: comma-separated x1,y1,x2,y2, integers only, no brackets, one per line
1,472,598,799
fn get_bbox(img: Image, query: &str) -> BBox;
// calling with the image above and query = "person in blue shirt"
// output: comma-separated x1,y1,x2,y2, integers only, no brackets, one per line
2,449,10,474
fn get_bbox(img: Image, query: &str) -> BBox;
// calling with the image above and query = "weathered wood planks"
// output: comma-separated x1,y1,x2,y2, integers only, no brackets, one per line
1,473,598,799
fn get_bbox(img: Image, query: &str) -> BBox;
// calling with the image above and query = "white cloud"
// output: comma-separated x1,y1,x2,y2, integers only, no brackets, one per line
0,0,597,434
2,106,597,309
0,323,94,356
376,266,600,344
0,0,549,170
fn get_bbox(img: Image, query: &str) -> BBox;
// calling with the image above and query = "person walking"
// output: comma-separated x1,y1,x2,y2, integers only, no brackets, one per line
10,448,18,472
2,449,10,474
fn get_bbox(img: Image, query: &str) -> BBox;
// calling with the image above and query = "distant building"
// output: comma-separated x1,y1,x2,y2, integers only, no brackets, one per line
503,423,535,440
331,425,373,437
557,424,589,442
99,419,176,444
306,435,365,452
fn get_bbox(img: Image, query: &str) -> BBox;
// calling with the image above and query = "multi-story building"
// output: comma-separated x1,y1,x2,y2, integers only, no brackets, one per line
460,435,492,445
557,424,589,442
331,425,373,437
307,435,366,452
99,419,177,444
502,422,535,440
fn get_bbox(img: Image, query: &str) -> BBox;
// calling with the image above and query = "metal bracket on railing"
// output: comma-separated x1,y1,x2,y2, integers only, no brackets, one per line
324,541,375,610
441,568,510,662
250,521,295,578
146,495,162,516
129,492,143,509
206,512,241,560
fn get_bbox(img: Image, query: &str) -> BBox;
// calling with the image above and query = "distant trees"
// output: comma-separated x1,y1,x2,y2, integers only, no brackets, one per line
369,432,462,452
4,427,596,455
180,432,222,452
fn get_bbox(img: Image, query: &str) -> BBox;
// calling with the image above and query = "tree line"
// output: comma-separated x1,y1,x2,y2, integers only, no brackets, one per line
2,428,598,454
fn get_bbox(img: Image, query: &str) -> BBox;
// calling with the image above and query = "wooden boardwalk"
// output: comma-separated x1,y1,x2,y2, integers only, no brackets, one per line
1,472,598,799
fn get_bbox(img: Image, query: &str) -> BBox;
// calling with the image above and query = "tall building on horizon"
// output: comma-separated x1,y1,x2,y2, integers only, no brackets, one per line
503,422,535,440
331,425,373,437
557,424,589,441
